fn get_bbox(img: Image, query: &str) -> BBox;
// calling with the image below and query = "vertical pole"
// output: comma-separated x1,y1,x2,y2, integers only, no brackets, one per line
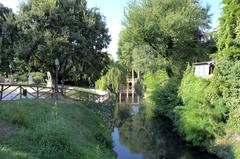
0,85,3,101
119,92,122,104
132,69,134,104
37,86,39,99
126,74,129,100
132,91,134,104
20,86,22,99
55,66,58,101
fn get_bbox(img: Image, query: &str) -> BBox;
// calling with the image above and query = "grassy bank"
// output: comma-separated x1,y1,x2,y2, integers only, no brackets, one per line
0,100,115,159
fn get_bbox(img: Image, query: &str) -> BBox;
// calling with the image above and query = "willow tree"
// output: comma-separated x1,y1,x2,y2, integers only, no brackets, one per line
15,0,111,83
118,0,211,77
95,61,127,92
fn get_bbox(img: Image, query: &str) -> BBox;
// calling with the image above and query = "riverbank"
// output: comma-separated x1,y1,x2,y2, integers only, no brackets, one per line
112,102,219,159
0,99,115,159
143,69,240,159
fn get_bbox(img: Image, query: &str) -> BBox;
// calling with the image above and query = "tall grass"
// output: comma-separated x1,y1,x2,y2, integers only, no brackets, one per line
0,100,115,159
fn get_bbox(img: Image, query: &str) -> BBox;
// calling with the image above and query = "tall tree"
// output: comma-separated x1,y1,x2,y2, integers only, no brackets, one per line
217,0,240,50
118,0,211,76
15,0,111,82
209,0,240,130
0,3,16,75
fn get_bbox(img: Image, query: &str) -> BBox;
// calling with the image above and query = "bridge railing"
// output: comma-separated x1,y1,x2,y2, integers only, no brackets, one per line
0,84,109,103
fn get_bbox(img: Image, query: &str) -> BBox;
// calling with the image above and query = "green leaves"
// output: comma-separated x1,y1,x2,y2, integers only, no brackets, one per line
13,0,110,82
119,0,211,76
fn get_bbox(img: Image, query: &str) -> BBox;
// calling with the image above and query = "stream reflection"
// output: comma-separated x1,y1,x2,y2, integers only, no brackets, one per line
112,103,219,159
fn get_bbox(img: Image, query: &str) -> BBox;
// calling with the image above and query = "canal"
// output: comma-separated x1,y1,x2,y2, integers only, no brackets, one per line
112,101,219,159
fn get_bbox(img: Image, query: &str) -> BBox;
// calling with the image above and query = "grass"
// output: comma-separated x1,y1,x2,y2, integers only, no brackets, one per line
0,99,115,159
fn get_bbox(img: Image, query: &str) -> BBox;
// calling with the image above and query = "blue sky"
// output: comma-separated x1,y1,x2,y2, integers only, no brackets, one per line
0,0,223,60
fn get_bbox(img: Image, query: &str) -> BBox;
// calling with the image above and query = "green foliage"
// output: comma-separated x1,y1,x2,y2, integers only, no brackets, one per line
118,0,211,76
153,77,180,119
15,74,27,82
13,0,110,82
143,70,180,119
0,100,115,159
217,0,240,49
96,62,127,92
31,72,44,85
175,66,225,147
0,3,17,74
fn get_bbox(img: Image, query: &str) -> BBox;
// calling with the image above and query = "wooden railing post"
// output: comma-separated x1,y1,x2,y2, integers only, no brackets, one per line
37,86,39,99
20,86,22,99
0,85,3,101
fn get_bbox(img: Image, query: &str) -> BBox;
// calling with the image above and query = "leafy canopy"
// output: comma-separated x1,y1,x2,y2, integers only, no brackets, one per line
15,0,111,82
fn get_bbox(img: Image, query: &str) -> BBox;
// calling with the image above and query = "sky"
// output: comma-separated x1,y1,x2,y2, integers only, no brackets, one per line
0,0,223,60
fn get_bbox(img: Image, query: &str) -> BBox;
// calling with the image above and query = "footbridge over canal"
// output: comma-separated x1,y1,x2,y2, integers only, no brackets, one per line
0,84,109,103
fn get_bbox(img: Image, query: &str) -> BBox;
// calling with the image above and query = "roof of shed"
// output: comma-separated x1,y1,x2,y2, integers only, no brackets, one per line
193,60,214,65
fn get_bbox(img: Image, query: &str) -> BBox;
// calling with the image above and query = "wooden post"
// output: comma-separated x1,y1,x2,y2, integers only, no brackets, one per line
0,85,3,101
132,91,134,104
37,86,39,99
126,74,129,100
20,86,22,99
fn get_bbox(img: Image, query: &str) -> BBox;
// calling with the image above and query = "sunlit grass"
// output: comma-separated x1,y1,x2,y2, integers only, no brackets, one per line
0,100,114,159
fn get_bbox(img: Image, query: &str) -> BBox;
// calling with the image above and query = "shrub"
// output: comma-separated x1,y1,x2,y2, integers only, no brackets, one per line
16,74,27,82
31,72,44,85
175,66,224,147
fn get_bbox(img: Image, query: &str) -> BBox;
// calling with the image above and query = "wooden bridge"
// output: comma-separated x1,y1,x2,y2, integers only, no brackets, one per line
0,84,109,103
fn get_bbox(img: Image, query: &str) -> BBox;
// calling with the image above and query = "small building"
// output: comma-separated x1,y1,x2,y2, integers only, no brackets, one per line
193,61,214,78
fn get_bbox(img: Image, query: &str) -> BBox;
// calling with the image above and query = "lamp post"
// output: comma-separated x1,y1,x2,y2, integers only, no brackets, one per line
9,64,12,83
55,58,60,102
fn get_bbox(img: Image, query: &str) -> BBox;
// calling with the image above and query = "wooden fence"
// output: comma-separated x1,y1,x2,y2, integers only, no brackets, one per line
0,84,109,103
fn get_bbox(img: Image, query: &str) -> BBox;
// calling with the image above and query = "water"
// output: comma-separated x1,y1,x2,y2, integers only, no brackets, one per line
112,103,219,159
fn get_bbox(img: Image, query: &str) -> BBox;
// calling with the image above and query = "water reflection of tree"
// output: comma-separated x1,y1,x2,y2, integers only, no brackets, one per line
116,105,218,159
118,105,168,159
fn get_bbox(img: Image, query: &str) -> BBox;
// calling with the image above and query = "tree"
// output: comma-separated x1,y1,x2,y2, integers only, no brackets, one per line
210,0,240,132
15,0,111,83
95,61,127,92
118,0,211,77
217,0,240,50
0,3,17,76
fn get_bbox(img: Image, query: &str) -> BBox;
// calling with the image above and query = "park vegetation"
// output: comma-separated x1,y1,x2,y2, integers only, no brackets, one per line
0,0,111,84
0,100,115,159
0,1,115,159
118,0,240,158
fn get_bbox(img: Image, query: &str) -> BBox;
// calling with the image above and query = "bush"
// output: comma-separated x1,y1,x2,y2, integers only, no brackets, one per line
14,74,27,83
143,70,181,119
174,66,224,147
31,72,44,85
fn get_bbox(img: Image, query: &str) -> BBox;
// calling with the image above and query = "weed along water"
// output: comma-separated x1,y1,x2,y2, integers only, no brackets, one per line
112,99,219,159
